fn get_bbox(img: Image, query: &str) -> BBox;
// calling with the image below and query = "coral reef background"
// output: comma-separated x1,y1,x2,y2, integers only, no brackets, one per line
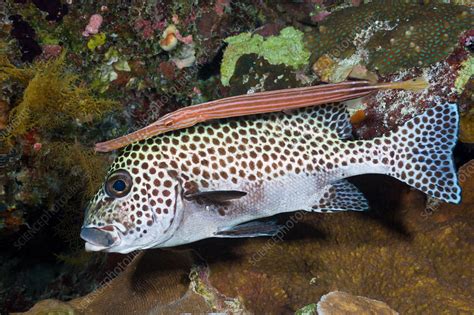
0,0,472,313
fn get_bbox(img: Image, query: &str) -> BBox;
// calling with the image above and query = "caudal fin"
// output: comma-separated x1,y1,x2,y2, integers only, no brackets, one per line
383,103,461,204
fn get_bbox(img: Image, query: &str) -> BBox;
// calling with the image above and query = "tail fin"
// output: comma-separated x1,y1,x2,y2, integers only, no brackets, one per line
382,103,461,204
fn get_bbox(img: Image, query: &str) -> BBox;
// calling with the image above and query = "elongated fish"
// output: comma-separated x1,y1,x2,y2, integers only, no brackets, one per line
81,103,461,253
94,79,428,152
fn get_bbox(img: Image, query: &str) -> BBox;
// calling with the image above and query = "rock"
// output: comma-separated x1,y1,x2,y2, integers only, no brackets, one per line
14,299,77,315
312,55,336,82
316,291,398,315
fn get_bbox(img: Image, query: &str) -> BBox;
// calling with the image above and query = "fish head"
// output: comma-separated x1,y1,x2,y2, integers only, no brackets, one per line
81,145,183,253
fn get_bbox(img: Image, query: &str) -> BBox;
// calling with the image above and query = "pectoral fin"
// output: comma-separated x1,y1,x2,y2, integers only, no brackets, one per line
214,220,281,238
185,190,247,202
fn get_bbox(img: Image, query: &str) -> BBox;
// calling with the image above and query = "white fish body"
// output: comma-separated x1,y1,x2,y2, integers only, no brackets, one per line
81,103,461,253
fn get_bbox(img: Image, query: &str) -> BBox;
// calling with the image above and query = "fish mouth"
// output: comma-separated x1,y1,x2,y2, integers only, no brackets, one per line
81,225,122,251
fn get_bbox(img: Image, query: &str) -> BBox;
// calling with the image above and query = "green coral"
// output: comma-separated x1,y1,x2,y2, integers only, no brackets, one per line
221,27,310,86
305,1,473,74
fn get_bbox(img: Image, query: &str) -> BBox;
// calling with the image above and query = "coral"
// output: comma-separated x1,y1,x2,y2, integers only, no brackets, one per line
30,0,68,22
221,26,310,86
9,14,43,62
0,205,25,234
189,264,244,313
312,55,336,82
0,100,10,130
295,302,317,315
305,1,473,74
40,44,62,60
159,25,179,51
171,44,196,69
11,141,109,247
228,54,306,96
367,5,472,73
20,299,76,315
353,58,462,140
66,250,209,314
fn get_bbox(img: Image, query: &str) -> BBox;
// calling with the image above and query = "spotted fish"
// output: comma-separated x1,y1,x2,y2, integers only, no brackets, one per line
81,103,461,253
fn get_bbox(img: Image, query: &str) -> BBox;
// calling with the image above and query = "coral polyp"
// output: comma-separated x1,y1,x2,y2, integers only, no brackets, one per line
305,1,473,74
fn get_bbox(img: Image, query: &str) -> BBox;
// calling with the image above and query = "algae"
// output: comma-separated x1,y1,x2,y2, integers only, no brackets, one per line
87,33,106,51
295,303,317,315
221,27,310,86
38,142,109,197
0,56,34,85
4,53,116,142
455,56,474,94
460,107,474,143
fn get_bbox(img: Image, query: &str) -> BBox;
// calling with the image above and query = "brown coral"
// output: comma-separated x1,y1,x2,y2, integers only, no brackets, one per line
305,1,473,74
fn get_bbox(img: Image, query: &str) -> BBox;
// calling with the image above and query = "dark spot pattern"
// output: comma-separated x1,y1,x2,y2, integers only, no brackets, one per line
84,103,460,244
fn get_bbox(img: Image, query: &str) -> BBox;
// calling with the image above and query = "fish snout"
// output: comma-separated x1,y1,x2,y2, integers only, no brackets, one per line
80,225,120,249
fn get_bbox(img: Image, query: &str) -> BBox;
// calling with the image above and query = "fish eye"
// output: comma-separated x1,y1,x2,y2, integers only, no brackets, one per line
105,170,132,198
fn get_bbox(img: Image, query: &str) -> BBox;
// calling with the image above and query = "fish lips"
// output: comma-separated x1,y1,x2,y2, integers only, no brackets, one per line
81,225,122,251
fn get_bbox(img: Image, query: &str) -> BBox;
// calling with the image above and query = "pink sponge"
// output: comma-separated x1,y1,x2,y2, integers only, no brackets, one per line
83,14,103,37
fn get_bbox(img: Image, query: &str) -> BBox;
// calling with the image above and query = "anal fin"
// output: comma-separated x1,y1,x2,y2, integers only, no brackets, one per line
312,180,369,212
214,220,281,238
